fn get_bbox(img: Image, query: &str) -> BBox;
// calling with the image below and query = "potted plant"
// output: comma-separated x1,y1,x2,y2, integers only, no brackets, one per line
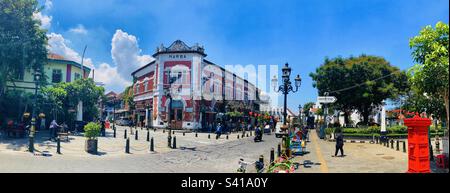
84,122,101,154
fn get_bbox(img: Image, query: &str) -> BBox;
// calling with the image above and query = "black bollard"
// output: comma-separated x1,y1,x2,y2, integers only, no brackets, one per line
270,148,275,163
376,136,379,144
113,128,116,138
208,134,211,139
259,155,264,164
403,141,406,153
390,140,394,149
125,138,130,154
226,135,229,140
173,136,177,149
57,137,61,154
150,137,154,152
277,143,281,157
246,133,249,137
173,131,175,135
147,131,150,142
154,128,156,132
135,130,139,140
124,129,127,139
163,129,165,133
183,132,185,136
237,135,240,139
195,132,198,137
396,140,399,151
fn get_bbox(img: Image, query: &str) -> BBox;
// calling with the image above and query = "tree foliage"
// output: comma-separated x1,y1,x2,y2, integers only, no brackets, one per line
402,88,446,121
302,102,315,116
0,0,48,94
310,55,409,125
408,21,449,126
42,79,104,122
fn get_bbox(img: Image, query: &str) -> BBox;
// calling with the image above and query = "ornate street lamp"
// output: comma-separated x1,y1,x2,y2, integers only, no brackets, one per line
200,72,213,130
29,70,41,152
145,103,151,130
165,71,178,147
271,63,301,157
112,96,117,137
298,104,303,126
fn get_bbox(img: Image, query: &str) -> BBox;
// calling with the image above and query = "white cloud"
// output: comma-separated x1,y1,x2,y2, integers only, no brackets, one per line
33,12,52,29
69,24,88,35
111,29,154,79
46,29,153,93
47,33,94,69
94,63,132,89
45,0,53,10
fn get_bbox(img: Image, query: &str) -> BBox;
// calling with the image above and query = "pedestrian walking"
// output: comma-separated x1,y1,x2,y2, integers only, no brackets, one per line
49,119,59,141
215,123,223,139
334,128,345,157
100,119,106,137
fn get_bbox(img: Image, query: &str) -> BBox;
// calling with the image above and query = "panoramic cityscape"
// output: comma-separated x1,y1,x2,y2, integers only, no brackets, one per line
0,0,449,177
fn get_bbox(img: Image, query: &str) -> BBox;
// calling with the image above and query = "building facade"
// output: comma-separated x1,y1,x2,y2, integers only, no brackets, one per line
131,40,262,130
6,53,91,92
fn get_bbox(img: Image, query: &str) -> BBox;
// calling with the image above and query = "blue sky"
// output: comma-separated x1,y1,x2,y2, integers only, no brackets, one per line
38,0,449,112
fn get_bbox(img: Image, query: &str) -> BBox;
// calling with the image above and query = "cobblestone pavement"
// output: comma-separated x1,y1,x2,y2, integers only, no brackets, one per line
1,126,447,173
0,125,252,157
0,126,281,173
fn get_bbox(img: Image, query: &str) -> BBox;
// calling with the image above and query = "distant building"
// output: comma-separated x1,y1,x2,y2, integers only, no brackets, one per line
131,40,263,130
6,53,91,92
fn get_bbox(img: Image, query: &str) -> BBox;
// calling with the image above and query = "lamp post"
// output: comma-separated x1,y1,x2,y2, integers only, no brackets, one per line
271,63,302,157
146,103,151,130
200,72,213,131
166,71,177,147
29,70,41,152
112,96,116,137
298,104,303,126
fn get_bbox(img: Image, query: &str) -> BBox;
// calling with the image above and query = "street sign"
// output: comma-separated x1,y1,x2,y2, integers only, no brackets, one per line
317,96,337,104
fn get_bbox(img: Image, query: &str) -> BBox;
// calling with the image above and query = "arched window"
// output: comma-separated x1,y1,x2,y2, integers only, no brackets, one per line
144,81,148,92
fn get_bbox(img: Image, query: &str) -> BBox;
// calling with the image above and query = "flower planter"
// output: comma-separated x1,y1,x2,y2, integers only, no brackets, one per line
85,139,98,154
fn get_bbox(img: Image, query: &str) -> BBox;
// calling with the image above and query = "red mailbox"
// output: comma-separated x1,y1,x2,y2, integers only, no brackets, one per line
404,114,431,173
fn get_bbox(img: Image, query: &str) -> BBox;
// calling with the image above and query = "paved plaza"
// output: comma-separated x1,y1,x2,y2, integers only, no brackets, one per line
2,125,446,173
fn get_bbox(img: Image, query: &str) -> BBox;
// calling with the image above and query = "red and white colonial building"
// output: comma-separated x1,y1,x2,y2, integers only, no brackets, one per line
131,40,263,130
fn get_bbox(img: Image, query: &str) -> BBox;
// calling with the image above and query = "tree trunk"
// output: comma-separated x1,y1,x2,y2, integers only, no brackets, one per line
344,110,350,126
362,108,370,126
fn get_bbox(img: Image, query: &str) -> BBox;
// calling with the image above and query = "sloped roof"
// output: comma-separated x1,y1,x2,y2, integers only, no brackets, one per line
48,53,66,60
47,53,91,71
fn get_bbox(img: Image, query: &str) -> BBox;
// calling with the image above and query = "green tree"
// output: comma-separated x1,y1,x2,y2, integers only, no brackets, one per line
122,85,135,113
302,102,315,116
402,88,446,129
0,0,48,94
409,21,449,126
42,79,104,123
310,55,409,125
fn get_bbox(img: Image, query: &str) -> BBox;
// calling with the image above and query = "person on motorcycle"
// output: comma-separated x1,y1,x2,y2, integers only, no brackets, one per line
254,124,262,142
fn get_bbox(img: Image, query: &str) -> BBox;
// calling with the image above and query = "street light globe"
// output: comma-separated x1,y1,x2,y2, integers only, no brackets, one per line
271,75,278,89
295,74,302,88
34,71,41,81
282,63,291,77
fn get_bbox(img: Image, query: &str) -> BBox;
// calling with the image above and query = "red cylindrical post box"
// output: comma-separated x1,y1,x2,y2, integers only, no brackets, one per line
404,114,432,173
